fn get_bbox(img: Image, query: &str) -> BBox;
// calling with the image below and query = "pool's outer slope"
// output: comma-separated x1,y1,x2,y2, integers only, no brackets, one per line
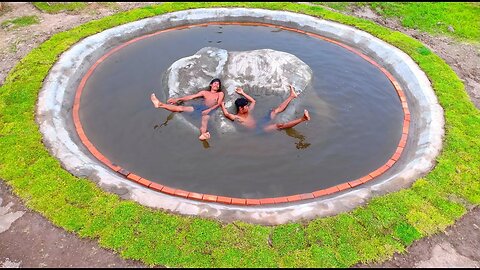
36,8,444,225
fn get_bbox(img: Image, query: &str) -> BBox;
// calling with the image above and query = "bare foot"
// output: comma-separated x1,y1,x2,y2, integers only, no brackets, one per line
150,93,163,108
303,109,310,121
289,84,298,98
199,132,211,141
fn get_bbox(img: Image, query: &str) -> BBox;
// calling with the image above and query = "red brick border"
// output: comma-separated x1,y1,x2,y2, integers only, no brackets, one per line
73,21,409,206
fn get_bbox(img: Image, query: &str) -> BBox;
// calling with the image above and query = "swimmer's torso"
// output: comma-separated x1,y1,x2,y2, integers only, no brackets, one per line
234,113,256,129
202,91,222,107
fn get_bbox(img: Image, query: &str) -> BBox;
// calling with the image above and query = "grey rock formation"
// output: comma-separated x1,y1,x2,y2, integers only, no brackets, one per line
161,47,313,134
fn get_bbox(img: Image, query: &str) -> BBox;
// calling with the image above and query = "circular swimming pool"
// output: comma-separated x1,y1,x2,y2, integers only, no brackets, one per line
76,22,404,199
38,8,443,223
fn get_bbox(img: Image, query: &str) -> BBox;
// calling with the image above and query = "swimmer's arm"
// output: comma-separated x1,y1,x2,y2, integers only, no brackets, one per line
202,92,224,116
236,87,256,111
220,102,236,121
168,91,205,104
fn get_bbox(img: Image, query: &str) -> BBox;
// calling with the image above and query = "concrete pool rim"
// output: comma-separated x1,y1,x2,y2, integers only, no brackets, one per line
37,8,444,225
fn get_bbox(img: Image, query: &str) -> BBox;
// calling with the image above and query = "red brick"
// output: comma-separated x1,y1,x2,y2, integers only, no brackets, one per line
127,173,141,181
149,182,164,192
348,179,364,188
378,165,390,174
88,147,103,161
393,81,402,90
403,122,410,134
392,152,402,161
118,168,130,176
357,175,373,184
399,133,408,147
203,194,218,203
73,117,81,129
231,198,246,205
386,159,396,168
187,192,204,201
405,114,411,121
96,155,111,165
336,183,351,191
324,186,340,195
76,128,86,139
161,186,176,195
174,189,189,198
106,162,121,172
259,198,275,205
369,166,388,178
312,189,329,198
300,193,315,200
246,199,261,205
217,196,232,204
273,197,289,204
286,195,303,202
385,73,396,82
137,178,151,187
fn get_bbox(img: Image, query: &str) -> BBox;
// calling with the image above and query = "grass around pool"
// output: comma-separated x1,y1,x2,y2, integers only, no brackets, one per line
0,2,479,267
314,2,480,43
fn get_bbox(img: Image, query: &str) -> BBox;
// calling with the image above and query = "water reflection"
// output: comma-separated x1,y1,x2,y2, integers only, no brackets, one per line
154,112,175,130
201,140,211,149
285,127,311,150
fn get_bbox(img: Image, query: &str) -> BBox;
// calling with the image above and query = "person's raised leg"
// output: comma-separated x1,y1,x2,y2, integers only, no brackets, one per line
151,93,194,112
265,109,310,132
270,84,298,120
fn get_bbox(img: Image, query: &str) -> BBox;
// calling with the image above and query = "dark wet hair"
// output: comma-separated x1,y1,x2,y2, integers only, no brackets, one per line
235,97,249,112
209,78,222,92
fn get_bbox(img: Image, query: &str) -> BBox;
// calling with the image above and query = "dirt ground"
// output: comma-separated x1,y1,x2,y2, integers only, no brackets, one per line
1,2,479,268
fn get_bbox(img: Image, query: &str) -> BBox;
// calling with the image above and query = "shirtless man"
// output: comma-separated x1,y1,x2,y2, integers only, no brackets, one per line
220,84,310,132
150,78,224,140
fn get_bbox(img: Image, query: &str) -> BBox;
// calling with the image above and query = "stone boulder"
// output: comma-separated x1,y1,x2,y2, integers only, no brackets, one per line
161,47,313,134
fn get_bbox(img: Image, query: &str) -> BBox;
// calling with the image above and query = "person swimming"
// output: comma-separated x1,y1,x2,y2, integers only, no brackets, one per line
150,78,224,141
220,84,310,132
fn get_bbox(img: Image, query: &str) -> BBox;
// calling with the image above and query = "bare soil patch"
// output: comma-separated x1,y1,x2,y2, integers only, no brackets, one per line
0,2,479,268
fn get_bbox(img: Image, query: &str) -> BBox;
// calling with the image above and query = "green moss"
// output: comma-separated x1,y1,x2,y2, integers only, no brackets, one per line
0,2,479,268
32,2,88,14
272,223,306,255
1,15,39,29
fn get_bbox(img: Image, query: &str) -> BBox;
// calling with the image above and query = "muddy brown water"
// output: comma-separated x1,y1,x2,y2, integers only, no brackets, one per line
78,25,403,199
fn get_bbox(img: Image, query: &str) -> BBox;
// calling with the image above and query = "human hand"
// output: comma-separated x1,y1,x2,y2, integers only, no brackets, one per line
235,87,244,94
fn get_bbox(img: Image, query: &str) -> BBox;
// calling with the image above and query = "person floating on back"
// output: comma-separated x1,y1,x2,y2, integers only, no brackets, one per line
220,84,310,132
150,78,224,141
